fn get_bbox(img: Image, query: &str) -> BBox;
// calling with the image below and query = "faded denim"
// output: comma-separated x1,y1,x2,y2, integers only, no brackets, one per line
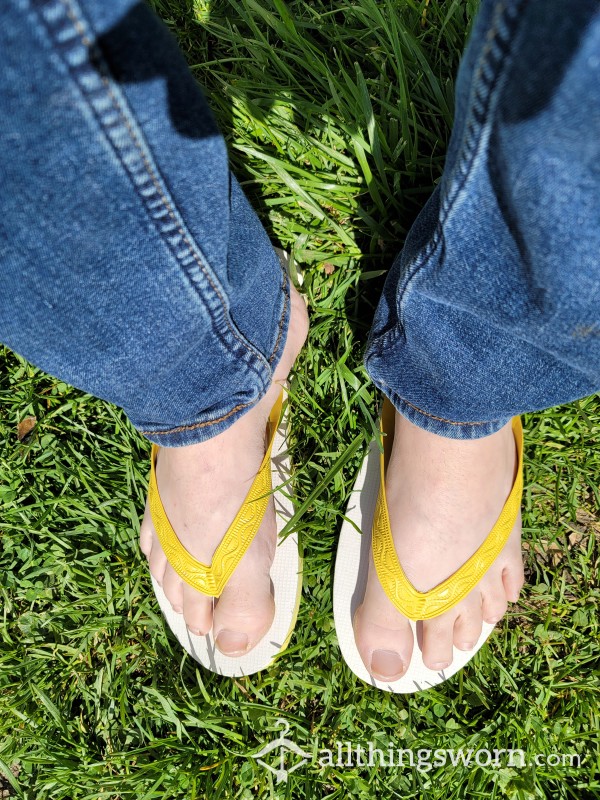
0,0,289,447
364,0,600,438
1,0,599,447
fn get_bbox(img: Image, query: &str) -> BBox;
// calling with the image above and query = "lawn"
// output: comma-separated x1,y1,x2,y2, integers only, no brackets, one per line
1,1,599,798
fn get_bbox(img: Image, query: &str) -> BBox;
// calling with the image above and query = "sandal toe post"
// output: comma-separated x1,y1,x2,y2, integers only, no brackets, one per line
333,398,524,693
147,390,303,677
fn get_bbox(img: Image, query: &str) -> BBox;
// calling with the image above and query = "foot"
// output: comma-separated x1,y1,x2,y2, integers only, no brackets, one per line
139,283,308,657
353,411,525,681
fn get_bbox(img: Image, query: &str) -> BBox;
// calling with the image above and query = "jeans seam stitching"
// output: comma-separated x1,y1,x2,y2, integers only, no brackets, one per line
138,401,253,436
46,0,272,383
389,394,497,427
140,268,288,436
268,268,289,365
438,1,526,226
395,0,528,331
398,395,490,427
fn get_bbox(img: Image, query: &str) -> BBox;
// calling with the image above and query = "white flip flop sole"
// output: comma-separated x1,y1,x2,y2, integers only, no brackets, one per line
333,436,495,693
151,405,302,677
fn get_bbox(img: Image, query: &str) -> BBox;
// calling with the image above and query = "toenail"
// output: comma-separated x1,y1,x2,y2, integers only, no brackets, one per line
458,641,475,651
215,630,249,655
370,649,404,680
486,616,501,624
187,626,204,636
171,605,183,614
431,660,451,670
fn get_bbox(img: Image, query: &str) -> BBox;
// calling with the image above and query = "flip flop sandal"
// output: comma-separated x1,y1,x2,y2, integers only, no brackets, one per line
148,389,302,677
333,397,524,693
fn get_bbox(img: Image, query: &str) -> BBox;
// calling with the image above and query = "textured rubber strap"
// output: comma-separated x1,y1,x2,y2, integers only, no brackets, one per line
148,391,283,597
372,400,523,621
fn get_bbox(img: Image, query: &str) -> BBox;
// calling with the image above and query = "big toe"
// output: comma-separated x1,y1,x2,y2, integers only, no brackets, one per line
211,524,276,657
353,563,414,682
212,579,275,656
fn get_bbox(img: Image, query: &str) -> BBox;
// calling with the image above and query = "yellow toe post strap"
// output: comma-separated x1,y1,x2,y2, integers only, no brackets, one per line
148,391,284,598
372,400,524,621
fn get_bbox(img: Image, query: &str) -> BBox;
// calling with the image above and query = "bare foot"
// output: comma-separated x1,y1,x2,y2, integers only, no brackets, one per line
353,411,525,681
139,283,308,657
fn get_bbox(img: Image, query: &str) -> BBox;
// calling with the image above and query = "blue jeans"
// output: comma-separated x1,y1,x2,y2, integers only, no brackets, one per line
365,0,600,438
1,0,599,445
1,0,289,447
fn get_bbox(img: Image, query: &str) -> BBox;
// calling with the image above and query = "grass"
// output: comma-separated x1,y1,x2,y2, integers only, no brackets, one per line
1,1,599,798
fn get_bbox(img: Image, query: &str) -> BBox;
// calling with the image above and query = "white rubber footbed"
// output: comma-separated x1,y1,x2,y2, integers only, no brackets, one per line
333,437,495,694
151,407,302,677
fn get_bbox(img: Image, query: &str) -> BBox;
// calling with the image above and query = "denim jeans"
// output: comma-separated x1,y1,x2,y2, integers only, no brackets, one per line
1,0,599,445
1,0,289,446
364,0,600,438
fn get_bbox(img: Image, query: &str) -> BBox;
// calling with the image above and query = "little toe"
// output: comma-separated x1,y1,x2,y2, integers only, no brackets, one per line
500,514,525,603
502,562,525,603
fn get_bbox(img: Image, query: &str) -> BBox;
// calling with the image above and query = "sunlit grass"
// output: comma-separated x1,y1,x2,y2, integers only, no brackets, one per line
1,1,598,798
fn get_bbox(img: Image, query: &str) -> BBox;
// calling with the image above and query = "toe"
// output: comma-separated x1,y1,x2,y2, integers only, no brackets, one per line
139,497,154,559
182,582,214,636
480,575,509,624
421,611,457,670
148,537,167,586
501,515,525,602
353,562,414,681
211,515,276,656
212,580,275,656
502,562,525,603
452,592,484,651
161,564,184,613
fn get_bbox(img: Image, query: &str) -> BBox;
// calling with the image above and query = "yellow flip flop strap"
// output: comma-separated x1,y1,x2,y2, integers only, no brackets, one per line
148,391,283,598
372,404,524,621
